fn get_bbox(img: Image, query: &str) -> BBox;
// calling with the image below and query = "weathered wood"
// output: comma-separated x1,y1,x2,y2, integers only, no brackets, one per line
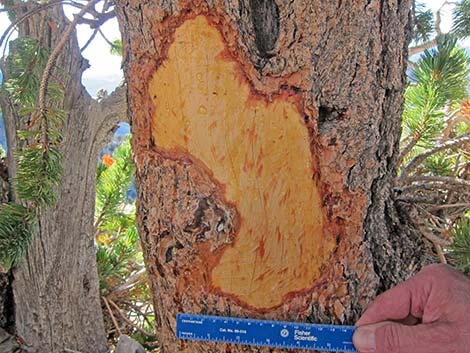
0,328,19,353
0,2,127,352
115,0,430,352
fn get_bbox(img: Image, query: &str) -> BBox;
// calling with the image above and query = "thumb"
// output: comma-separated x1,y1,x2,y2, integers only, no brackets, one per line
353,321,454,353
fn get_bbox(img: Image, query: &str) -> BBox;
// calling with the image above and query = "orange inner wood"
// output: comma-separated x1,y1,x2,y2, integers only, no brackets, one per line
149,16,335,309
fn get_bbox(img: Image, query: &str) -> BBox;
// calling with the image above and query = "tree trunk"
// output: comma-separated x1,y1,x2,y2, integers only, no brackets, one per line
0,159,14,334
0,2,126,352
115,1,431,352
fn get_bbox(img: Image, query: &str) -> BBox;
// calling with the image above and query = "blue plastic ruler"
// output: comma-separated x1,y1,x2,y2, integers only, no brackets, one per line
176,313,358,352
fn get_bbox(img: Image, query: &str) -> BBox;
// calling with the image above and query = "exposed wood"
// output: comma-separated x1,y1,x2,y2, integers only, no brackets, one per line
149,16,332,309
115,0,431,352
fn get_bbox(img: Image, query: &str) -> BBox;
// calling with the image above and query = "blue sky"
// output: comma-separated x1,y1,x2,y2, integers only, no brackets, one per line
0,0,460,98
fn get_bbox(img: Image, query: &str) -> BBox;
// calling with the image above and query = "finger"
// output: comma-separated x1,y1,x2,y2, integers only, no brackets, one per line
356,271,433,326
353,321,456,353
399,314,420,326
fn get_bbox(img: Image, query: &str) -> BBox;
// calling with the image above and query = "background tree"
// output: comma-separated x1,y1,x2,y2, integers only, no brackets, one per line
0,1,126,352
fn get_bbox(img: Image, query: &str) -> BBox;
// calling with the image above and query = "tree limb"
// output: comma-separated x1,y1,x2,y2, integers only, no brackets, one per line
403,133,470,175
409,38,437,56
107,298,156,338
102,296,122,336
107,268,146,297
37,0,101,147
404,175,470,188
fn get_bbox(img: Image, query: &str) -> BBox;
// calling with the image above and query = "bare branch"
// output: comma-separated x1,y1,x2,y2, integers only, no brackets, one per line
0,0,86,50
428,203,470,211
397,135,420,168
80,27,99,52
77,9,115,28
409,38,437,56
107,298,156,338
97,27,118,48
36,0,101,146
102,296,122,336
107,268,146,296
405,175,470,188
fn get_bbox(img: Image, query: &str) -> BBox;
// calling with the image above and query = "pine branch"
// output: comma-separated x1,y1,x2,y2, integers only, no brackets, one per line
0,203,35,270
403,132,470,175
409,1,450,56
404,175,470,187
398,135,421,168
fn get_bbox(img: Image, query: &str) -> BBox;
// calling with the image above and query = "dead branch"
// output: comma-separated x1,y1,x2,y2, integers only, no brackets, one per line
102,296,122,336
107,298,156,338
403,175,470,188
107,268,146,297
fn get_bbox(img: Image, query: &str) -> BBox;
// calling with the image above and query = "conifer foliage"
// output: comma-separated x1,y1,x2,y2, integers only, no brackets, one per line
95,138,156,347
399,2,470,268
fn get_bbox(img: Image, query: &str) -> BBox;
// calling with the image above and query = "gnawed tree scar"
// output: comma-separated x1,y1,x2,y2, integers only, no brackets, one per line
149,16,335,309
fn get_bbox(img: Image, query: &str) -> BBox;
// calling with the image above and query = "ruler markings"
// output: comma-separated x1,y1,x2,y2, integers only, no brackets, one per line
176,313,358,352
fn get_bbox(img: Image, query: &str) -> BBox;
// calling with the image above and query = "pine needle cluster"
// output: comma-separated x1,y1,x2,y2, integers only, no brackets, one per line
402,36,469,151
453,0,470,39
449,219,470,274
0,203,35,271
412,2,435,44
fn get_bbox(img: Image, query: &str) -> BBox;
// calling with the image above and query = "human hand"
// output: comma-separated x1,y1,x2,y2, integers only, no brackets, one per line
353,264,470,353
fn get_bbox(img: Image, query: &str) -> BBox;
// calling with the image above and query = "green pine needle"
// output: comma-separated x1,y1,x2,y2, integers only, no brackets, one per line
5,37,50,107
410,35,469,104
413,3,435,44
0,203,36,270
453,0,470,39
402,36,470,148
450,219,470,274
95,138,134,231
96,225,140,294
423,153,455,176
15,144,63,208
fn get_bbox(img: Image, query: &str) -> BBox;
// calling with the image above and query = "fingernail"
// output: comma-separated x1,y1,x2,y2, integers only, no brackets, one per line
353,326,376,353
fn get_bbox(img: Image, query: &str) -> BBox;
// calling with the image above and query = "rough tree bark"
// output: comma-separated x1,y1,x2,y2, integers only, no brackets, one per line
0,159,13,335
115,0,431,352
0,2,127,352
